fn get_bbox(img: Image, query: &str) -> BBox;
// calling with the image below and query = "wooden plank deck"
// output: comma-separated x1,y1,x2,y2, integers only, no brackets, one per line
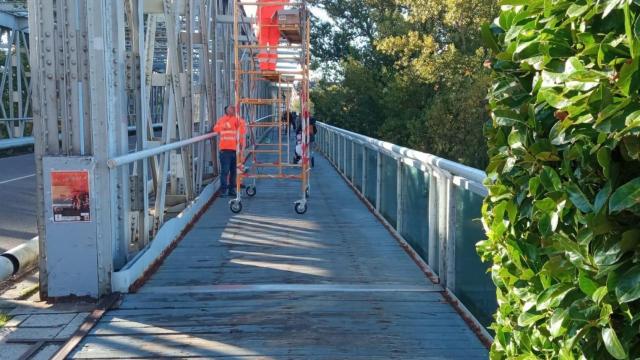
70,151,489,359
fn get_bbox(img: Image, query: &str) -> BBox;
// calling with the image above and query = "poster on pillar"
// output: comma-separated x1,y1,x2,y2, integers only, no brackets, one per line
51,171,91,222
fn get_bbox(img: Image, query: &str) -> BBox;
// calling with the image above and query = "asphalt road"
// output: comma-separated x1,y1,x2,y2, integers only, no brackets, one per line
0,153,37,253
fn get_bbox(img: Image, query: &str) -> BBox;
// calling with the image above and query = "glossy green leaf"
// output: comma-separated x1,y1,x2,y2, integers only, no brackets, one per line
602,327,627,360
609,177,640,213
578,271,599,296
615,265,640,303
517,311,545,327
566,184,593,213
540,166,562,192
549,308,568,337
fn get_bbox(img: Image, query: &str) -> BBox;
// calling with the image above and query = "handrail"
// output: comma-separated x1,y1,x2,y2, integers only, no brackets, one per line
108,114,276,169
0,117,32,122
318,122,487,184
0,137,34,150
107,133,217,168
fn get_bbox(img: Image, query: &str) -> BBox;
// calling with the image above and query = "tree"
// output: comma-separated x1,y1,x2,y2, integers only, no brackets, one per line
310,0,497,168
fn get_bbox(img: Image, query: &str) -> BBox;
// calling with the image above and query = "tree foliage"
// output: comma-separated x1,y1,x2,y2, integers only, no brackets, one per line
480,0,640,358
310,0,497,168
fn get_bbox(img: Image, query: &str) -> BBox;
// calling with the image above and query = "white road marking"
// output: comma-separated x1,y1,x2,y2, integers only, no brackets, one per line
0,173,35,185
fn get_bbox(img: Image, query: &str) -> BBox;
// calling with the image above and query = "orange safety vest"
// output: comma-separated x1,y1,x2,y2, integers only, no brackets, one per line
213,115,246,151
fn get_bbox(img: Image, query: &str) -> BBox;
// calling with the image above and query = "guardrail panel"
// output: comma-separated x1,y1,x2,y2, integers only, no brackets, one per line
353,142,363,191
364,147,377,205
379,153,397,228
400,164,429,261
345,138,352,180
453,188,497,327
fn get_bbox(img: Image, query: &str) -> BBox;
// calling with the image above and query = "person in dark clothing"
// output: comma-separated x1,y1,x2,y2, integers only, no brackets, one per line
293,112,317,167
290,111,298,133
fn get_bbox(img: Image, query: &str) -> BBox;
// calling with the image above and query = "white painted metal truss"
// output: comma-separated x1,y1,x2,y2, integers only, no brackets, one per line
28,0,270,297
0,3,31,145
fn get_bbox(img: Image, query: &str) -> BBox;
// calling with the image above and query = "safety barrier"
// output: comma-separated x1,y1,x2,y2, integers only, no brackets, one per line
317,122,496,336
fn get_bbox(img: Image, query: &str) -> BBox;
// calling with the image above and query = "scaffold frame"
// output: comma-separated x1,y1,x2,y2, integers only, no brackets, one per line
228,0,312,214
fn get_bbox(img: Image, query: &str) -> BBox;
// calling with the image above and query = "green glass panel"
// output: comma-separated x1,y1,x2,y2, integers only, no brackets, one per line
379,154,397,228
345,139,352,180
338,137,344,171
353,144,363,191
364,148,377,205
400,165,429,261
332,133,337,162
454,189,497,328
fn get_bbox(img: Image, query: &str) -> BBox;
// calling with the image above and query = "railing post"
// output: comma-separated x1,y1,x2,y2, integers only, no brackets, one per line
436,170,456,290
396,158,403,234
331,132,336,163
351,141,356,181
446,176,457,293
343,136,347,173
376,151,382,211
428,167,438,276
362,146,368,197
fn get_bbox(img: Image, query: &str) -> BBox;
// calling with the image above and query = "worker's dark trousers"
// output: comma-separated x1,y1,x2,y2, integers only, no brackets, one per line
220,150,236,194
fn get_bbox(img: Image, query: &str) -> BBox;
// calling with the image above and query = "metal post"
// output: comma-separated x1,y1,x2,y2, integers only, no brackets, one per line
362,146,367,197
351,140,356,182
396,158,403,234
427,167,438,276
436,170,453,288
376,151,381,211
342,136,347,173
446,177,457,292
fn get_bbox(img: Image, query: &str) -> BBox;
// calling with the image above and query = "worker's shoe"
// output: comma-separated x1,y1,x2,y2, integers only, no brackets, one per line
228,190,237,197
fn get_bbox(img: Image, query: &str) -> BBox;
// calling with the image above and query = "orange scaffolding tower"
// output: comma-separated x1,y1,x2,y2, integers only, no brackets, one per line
228,0,312,214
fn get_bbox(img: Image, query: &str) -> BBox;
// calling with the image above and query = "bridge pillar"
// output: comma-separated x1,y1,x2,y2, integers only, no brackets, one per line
28,0,129,298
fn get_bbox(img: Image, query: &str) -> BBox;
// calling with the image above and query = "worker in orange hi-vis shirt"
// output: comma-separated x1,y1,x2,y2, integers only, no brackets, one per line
257,0,282,71
212,105,246,197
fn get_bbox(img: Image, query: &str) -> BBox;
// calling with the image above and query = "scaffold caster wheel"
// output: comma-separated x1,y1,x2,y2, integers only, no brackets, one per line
230,199,242,213
294,201,307,215
246,186,256,197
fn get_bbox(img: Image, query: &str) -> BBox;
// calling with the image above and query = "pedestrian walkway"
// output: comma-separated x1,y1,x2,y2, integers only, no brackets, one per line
70,153,488,359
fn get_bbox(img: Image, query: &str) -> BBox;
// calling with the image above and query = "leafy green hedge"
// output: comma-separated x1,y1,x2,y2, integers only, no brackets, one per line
479,0,640,359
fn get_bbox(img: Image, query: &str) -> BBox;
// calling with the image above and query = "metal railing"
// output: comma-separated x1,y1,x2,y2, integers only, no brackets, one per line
107,115,273,272
317,122,496,335
0,117,33,150
0,118,164,151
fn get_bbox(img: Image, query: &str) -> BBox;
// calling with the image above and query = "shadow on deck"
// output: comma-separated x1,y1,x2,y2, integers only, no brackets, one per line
71,153,489,359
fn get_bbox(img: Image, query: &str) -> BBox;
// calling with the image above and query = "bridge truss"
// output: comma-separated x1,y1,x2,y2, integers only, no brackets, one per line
27,0,270,297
